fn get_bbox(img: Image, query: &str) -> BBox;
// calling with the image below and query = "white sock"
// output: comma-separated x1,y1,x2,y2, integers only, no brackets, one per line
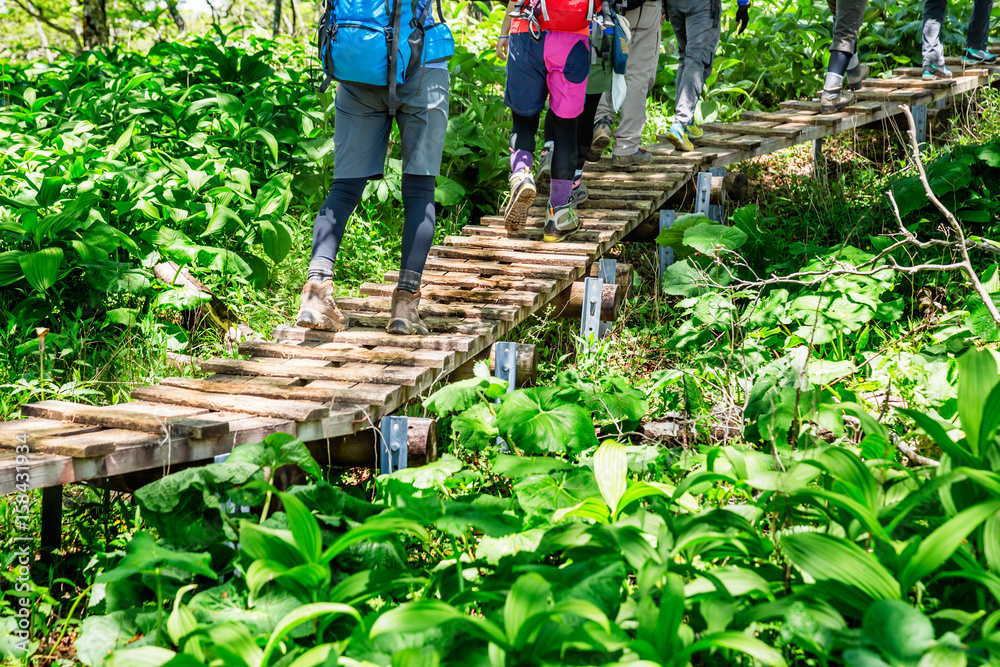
574,168,583,181
824,72,844,91
543,140,554,152
848,52,859,71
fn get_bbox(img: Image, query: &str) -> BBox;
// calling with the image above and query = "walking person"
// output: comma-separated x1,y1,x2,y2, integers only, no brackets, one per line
662,0,723,150
497,0,600,242
591,0,662,166
921,0,996,79
299,0,453,334
817,0,870,112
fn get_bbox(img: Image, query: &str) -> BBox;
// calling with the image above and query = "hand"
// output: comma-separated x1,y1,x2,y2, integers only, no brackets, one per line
496,36,510,61
735,3,749,33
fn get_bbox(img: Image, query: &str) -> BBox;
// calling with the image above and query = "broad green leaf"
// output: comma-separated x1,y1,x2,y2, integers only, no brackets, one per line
166,584,198,646
593,440,627,516
203,204,242,236
492,454,573,478
289,644,341,667
250,127,279,162
260,602,360,665
862,600,935,664
424,377,489,415
276,492,322,562
552,497,611,523
0,250,25,286
391,647,441,667
898,408,973,465
18,247,62,291
505,573,551,647
984,512,1000,574
321,515,428,562
957,349,998,457
153,287,211,311
370,601,507,647
496,387,598,454
900,500,1000,592
260,219,293,264
683,222,748,255
676,631,788,667
781,532,900,609
104,647,179,667
435,175,465,205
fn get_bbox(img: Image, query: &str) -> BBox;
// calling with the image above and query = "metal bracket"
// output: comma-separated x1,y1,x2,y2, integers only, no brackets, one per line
598,259,616,338
494,341,517,389
658,210,676,283
580,276,603,348
913,105,928,151
494,341,516,452
695,172,712,217
708,167,726,222
379,415,408,474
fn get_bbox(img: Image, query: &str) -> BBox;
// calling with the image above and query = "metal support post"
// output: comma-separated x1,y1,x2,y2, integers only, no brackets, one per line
708,167,726,223
598,259,617,338
494,341,516,452
812,138,824,178
912,105,928,151
658,210,676,283
379,415,408,474
40,485,62,560
580,277,603,348
695,172,712,217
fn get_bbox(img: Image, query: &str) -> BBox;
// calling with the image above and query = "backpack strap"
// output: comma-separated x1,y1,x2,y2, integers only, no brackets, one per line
387,0,403,115
434,0,445,23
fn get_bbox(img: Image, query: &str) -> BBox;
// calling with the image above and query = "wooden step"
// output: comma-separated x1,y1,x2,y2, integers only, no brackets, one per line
239,340,455,368
360,282,541,307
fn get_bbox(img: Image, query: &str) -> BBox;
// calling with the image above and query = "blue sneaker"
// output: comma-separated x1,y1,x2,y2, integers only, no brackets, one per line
963,48,997,65
666,122,694,152
923,64,953,80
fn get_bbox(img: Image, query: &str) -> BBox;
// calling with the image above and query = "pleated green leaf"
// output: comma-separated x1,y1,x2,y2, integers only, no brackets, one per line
781,532,900,608
18,247,62,291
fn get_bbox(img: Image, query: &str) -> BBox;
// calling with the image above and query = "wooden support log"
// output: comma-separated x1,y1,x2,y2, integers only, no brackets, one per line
589,262,633,299
303,417,438,469
549,282,621,321
451,343,538,386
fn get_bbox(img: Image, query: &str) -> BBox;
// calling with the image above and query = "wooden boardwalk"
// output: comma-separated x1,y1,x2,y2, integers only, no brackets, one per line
1,65,997,496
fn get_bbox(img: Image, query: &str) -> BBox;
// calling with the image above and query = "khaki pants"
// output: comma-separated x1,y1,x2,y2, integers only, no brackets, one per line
666,0,721,126
596,3,662,156
826,0,867,54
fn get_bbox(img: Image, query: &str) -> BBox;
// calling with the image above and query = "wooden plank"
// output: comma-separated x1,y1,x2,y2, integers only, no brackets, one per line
0,418,104,448
240,340,454,368
159,376,394,409
430,245,590,268
360,283,540,307
384,271,557,293
271,325,477,351
198,358,432,388
35,429,158,458
132,384,334,421
442,235,599,255
863,77,956,89
533,196,652,212
336,295,522,322
339,310,499,335
461,225,615,243
700,121,806,137
422,257,576,280
19,400,230,439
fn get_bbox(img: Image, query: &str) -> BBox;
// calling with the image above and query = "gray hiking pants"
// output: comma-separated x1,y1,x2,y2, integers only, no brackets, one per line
595,4,662,156
826,0,867,54
666,0,721,126
922,0,994,67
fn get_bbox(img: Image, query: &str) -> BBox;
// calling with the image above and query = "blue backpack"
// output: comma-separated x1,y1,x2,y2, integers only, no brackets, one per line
317,0,455,112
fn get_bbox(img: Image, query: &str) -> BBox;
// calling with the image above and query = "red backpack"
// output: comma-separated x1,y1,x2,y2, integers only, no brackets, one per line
514,0,601,35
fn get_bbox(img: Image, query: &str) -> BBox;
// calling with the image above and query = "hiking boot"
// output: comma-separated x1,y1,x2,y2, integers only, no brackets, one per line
588,117,613,161
503,168,536,234
963,48,997,65
820,88,855,113
611,148,655,168
543,202,582,242
923,64,953,80
296,280,349,332
568,181,588,208
665,122,694,152
684,122,704,139
537,144,553,190
386,288,429,335
846,62,869,90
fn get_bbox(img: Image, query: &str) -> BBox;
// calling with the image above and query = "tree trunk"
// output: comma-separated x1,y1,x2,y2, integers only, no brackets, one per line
166,0,186,31
81,0,109,48
289,0,298,33
272,0,281,37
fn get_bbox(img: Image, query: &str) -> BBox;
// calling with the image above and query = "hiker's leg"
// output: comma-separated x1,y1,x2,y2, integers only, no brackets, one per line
922,0,947,67
544,31,589,208
510,112,540,172
674,0,719,126
612,4,661,156
506,31,548,173
396,67,450,293
966,0,993,51
577,93,603,172
309,83,392,280
830,0,867,57
668,0,689,116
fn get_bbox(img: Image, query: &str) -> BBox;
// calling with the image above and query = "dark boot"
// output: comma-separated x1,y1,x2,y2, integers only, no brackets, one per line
296,280,348,331
820,88,855,113
386,289,429,335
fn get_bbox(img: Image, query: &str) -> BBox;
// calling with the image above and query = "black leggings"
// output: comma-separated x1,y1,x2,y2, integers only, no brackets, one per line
511,111,577,182
309,174,435,292
544,93,603,172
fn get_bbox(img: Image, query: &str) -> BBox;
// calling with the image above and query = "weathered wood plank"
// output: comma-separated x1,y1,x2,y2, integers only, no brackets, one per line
384,271,557,293
339,310,499,335
271,325,478,352
0,418,104,448
132,384,334,421
198,358,432,388
360,282,540,307
240,340,454,368
429,245,590,268
422,257,576,280
441,235,599,255
19,400,231,439
336,295,522,322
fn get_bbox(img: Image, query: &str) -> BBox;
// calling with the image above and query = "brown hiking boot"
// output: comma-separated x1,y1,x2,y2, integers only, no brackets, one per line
588,118,613,162
820,88,855,113
386,288,429,335
296,280,348,332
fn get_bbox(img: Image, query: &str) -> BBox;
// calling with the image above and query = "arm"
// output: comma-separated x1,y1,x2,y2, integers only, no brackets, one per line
496,0,517,60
